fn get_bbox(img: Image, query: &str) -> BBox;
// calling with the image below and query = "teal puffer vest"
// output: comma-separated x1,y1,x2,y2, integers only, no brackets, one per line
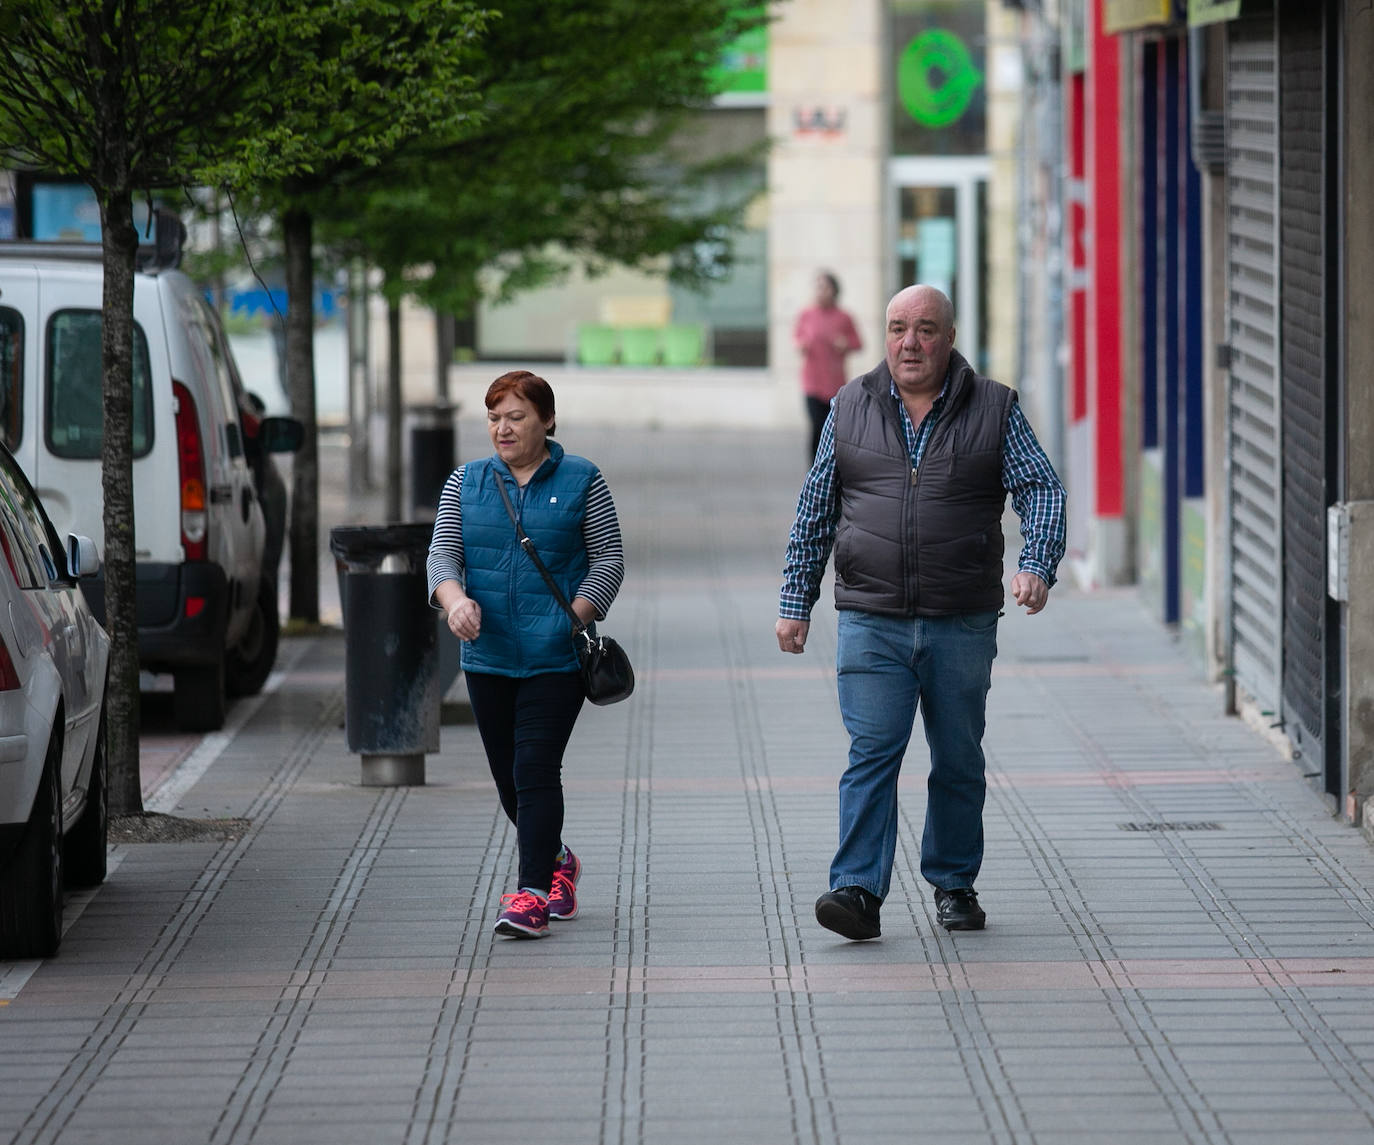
460,442,595,677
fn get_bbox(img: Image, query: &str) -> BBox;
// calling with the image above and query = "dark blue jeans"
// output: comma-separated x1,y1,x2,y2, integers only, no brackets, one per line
465,670,585,894
830,609,999,900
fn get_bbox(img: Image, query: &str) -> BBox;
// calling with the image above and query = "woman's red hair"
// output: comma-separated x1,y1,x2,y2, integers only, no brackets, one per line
485,370,557,436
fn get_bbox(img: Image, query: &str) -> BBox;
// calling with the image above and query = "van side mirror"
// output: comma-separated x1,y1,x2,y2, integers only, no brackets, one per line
67,535,100,578
259,416,304,454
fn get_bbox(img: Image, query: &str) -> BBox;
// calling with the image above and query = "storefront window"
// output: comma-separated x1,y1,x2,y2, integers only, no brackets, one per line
897,186,959,298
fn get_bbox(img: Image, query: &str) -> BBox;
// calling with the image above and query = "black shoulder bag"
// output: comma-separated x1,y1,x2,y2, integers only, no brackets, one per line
493,475,634,706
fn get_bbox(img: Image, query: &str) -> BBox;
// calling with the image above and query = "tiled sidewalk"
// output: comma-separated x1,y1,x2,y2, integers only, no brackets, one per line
3,425,1374,1145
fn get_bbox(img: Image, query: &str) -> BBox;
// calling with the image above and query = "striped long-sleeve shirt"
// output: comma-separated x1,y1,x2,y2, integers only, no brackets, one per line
779,377,1067,620
427,464,625,619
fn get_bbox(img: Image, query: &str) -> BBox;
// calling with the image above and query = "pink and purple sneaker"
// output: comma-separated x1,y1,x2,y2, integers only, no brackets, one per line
554,845,581,885
548,871,579,920
494,889,549,938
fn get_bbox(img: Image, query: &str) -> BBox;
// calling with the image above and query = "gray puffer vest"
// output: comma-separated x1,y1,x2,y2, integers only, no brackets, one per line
831,351,1015,617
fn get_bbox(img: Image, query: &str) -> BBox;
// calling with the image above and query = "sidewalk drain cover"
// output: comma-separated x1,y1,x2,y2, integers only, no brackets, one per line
1118,821,1222,832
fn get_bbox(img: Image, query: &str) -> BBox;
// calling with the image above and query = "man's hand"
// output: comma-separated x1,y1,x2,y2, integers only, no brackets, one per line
1010,572,1049,616
776,617,810,654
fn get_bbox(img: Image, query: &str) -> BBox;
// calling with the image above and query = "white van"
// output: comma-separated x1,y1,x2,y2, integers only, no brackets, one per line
0,241,301,731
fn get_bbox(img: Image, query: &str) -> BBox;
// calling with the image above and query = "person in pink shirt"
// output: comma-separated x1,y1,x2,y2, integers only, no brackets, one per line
795,271,863,461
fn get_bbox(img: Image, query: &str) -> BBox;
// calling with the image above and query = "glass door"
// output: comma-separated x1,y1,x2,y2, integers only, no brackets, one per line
890,157,990,373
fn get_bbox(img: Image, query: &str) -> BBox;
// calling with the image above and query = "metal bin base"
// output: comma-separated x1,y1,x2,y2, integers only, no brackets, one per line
360,753,426,787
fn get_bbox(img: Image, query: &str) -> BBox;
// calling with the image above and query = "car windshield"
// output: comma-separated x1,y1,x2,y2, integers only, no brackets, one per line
46,310,153,459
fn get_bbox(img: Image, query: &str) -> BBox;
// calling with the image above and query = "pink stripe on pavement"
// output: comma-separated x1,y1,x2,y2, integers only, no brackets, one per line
16,957,1374,1006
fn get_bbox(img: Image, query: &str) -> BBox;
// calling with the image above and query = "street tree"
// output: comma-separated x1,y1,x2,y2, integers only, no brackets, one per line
0,0,487,813
242,4,489,625
0,0,286,816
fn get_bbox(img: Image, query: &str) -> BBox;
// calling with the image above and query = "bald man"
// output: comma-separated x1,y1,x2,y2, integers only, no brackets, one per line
776,285,1066,939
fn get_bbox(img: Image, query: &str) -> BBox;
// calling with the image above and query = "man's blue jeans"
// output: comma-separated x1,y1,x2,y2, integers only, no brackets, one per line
830,609,999,900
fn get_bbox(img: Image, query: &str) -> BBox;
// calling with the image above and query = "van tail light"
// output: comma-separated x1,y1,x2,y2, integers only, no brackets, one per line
173,380,207,561
0,632,20,691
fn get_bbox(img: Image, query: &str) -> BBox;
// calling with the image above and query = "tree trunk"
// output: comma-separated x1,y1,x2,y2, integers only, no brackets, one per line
435,311,453,402
283,207,319,622
97,191,143,817
347,260,372,496
385,297,403,523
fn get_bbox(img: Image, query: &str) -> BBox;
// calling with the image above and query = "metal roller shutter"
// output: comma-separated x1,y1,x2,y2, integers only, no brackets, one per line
1278,5,1327,770
1225,17,1282,717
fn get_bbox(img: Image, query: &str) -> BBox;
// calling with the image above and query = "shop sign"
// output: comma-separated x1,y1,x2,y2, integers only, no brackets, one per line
1102,0,1175,34
897,29,983,128
711,6,767,96
890,0,986,156
792,106,848,140
1187,0,1242,26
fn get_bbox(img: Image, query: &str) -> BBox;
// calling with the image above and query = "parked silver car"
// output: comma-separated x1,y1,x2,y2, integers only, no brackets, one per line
0,443,109,959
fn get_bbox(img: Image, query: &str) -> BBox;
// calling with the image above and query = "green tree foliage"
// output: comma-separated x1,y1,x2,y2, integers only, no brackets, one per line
326,0,766,311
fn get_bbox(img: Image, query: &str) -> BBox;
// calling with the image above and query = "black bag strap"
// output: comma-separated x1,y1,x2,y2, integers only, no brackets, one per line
493,472,589,636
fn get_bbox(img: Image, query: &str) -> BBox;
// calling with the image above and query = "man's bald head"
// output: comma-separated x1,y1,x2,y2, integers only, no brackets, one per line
886,285,954,329
884,285,956,394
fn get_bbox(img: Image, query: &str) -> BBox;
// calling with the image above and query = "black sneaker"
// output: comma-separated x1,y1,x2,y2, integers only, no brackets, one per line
934,888,986,931
815,886,882,941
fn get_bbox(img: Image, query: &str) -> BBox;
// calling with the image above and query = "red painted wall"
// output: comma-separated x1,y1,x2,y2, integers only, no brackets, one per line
1089,0,1124,518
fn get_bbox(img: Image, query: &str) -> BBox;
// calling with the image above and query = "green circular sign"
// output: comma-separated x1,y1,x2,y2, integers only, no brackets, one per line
897,30,983,129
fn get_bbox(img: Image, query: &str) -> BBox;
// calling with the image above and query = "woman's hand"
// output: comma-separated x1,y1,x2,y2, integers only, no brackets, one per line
446,596,482,641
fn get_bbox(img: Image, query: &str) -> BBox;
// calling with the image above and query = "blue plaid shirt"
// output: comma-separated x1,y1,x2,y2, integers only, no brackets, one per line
779,375,1067,620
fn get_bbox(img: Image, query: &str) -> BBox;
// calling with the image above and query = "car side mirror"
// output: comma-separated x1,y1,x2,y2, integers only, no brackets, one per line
259,416,304,454
67,534,100,578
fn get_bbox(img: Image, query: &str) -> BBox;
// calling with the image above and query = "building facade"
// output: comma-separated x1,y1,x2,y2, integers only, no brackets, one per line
1013,0,1374,829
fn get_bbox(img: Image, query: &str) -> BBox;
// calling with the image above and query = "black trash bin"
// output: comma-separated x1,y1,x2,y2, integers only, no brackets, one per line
409,402,458,518
329,523,438,786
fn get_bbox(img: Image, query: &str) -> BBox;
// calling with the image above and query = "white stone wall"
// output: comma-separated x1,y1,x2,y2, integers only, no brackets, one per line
985,0,1024,389
766,0,887,426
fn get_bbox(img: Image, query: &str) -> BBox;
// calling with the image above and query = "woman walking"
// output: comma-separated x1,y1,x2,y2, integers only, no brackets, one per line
427,370,625,938
794,270,863,463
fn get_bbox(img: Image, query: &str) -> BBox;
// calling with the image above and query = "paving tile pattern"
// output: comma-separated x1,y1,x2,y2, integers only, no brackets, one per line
3,426,1374,1144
